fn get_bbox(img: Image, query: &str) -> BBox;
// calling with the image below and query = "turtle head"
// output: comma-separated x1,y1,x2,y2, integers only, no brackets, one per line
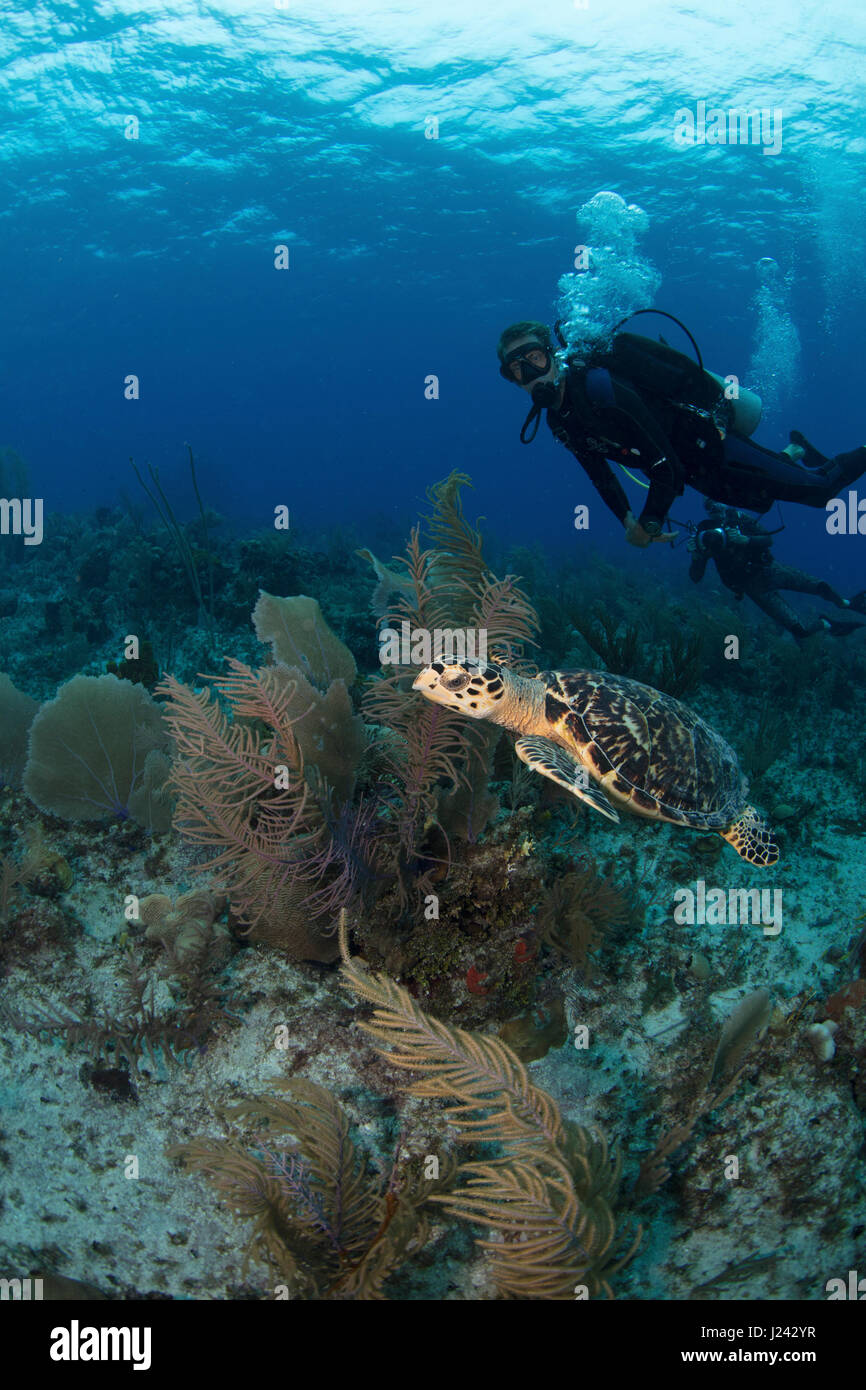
412,658,507,718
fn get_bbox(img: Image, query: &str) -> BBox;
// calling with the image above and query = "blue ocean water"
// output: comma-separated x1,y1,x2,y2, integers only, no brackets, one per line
2,0,866,1319
2,0,865,579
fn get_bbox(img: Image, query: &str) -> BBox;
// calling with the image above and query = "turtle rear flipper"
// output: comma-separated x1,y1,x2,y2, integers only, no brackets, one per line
721,805,778,867
515,736,620,823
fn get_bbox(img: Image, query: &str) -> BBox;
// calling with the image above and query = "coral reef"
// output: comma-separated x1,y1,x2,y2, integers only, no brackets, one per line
172,1077,456,1300
339,915,637,1299
2,471,865,1303
0,673,39,787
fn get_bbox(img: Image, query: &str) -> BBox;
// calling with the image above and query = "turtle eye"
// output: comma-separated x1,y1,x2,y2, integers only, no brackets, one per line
441,671,471,693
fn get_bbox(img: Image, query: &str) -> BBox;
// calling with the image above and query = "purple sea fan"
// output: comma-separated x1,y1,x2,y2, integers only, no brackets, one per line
287,790,391,918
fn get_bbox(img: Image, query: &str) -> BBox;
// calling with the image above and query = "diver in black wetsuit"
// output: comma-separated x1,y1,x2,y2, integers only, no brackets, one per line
497,318,866,548
687,501,866,642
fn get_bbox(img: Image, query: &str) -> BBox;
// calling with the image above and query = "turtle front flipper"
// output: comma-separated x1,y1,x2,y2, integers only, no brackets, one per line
720,805,779,867
515,736,620,823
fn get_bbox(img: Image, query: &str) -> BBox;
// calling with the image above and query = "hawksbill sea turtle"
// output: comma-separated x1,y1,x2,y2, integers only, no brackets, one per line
412,658,778,867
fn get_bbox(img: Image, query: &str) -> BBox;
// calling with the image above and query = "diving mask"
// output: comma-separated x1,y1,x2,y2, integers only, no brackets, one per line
499,343,553,385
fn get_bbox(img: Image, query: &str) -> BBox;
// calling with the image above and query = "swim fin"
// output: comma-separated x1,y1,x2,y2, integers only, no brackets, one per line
819,614,862,637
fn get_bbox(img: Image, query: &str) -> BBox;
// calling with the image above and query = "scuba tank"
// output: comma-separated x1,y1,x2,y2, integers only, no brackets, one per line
555,309,763,438
704,371,762,435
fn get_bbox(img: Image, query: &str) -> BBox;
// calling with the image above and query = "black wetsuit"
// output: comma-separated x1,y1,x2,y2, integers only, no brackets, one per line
688,514,853,641
546,337,866,531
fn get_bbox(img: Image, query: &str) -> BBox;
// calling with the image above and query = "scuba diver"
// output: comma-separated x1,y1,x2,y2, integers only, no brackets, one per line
687,500,866,642
497,315,866,547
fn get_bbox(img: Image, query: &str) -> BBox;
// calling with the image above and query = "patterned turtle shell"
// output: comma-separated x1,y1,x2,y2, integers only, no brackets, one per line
544,669,746,829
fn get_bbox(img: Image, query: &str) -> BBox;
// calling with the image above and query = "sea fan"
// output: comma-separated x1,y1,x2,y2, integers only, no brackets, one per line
158,661,363,959
172,1077,449,1299
362,478,541,895
340,922,638,1298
